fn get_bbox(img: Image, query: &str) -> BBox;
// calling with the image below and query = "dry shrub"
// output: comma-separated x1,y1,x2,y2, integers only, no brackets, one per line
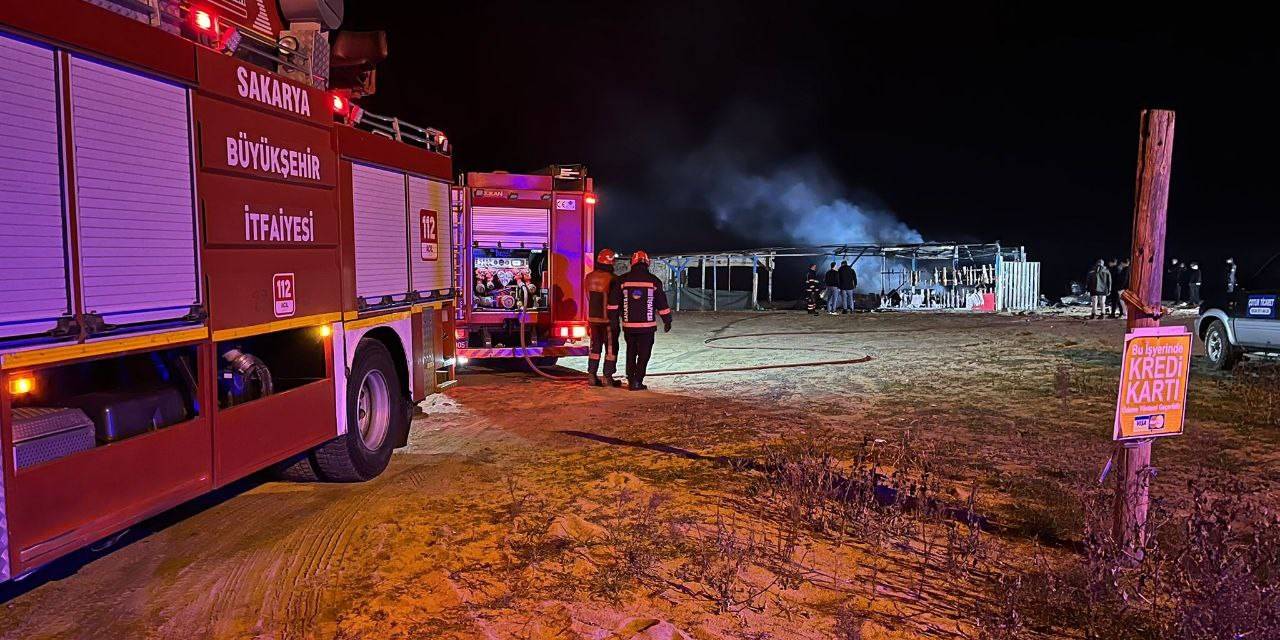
750,434,986,569
675,512,774,613
981,476,1280,639
592,487,688,600
1221,365,1280,428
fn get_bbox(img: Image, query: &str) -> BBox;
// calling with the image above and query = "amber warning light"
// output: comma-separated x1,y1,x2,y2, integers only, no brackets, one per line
9,374,34,396
584,194,598,205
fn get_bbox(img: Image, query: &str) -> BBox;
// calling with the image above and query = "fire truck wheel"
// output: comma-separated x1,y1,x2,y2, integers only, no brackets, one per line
272,452,321,482
314,339,408,482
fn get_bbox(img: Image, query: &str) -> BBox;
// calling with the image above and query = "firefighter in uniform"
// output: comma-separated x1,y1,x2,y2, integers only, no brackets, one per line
584,248,622,387
609,250,672,391
804,264,821,314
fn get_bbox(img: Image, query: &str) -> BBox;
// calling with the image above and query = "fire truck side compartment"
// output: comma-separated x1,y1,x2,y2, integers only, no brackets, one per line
0,35,70,341
11,407,96,470
351,162,412,306
471,206,551,247
550,193,587,323
407,175,453,297
69,55,200,328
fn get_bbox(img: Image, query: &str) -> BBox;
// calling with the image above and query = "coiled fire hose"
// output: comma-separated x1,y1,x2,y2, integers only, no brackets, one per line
515,310,874,382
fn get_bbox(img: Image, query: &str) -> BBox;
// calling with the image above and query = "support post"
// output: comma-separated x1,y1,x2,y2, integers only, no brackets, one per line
751,255,759,310
1114,109,1175,555
712,256,718,311
767,252,775,303
881,254,887,295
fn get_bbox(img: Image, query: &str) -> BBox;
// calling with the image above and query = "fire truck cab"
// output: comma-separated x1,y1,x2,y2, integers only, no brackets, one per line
0,0,455,582
453,166,596,363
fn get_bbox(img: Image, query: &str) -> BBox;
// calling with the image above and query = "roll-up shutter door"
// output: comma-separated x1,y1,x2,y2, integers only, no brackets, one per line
70,55,198,326
0,35,70,340
471,206,549,247
407,175,452,296
352,163,410,303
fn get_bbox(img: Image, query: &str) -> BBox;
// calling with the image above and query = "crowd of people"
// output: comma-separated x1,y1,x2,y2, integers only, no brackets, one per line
1083,256,1226,319
805,260,860,315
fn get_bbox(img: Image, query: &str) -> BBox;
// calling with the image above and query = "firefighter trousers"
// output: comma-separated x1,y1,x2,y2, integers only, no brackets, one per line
588,322,619,377
623,331,655,384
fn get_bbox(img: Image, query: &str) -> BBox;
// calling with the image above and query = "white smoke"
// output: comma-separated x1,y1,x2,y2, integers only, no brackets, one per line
676,151,923,292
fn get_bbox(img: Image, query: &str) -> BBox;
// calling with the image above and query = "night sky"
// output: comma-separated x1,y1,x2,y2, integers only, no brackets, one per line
344,3,1278,295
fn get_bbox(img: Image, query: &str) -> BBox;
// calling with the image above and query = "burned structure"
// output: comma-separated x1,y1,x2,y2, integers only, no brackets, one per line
645,243,1040,312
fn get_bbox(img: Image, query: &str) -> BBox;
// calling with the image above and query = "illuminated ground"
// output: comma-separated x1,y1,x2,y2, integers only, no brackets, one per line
2,310,1276,639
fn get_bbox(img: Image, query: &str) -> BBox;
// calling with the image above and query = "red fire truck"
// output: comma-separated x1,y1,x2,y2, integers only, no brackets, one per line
453,167,596,363
0,0,456,582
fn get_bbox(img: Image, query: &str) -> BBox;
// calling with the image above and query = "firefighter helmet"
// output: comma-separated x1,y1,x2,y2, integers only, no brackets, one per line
631,250,650,266
596,248,616,265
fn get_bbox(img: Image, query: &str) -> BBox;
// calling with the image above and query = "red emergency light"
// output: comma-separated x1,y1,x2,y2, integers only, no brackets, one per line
584,194,598,205
555,323,588,340
331,93,348,114
191,8,216,32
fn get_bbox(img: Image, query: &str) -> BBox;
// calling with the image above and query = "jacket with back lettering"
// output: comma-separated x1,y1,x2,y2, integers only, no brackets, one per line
608,262,671,333
584,264,616,324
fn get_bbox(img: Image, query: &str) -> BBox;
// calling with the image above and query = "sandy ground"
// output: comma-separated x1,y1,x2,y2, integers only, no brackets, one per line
2,309,1276,639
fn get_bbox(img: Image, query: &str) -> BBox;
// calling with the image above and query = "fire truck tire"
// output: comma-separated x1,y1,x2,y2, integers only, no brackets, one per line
314,340,407,482
272,452,321,482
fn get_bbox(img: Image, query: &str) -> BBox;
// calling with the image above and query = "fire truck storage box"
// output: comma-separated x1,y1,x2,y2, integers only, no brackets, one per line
64,388,189,443
11,407,97,469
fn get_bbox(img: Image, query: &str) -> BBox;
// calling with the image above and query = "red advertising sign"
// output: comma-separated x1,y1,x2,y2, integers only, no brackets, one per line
1114,326,1192,440
272,273,296,318
419,209,439,261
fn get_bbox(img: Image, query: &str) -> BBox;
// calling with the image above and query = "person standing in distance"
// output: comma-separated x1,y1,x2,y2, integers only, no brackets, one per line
1112,257,1130,318
824,261,841,315
1087,258,1111,320
584,248,622,387
1105,258,1121,318
838,260,858,314
1187,262,1202,306
804,264,821,315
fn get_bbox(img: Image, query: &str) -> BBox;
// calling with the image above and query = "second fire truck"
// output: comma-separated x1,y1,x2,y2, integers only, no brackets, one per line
452,167,596,364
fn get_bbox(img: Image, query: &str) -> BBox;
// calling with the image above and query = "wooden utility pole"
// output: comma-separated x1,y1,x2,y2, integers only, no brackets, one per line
1115,109,1176,552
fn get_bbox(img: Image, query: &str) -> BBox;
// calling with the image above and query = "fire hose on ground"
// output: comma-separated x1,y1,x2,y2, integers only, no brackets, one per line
515,310,875,382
